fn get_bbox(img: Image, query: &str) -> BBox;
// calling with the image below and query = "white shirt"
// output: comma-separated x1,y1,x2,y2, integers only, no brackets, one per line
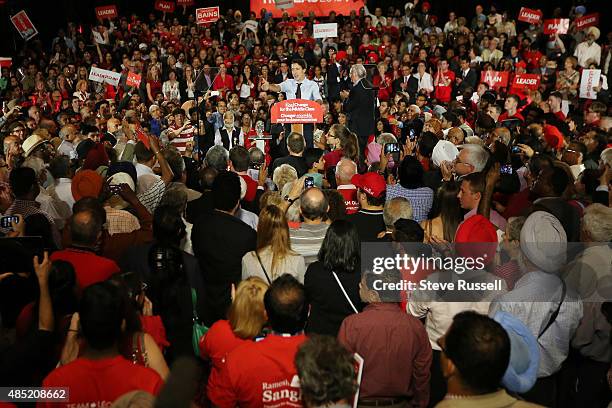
214,127,244,149
235,207,258,230
574,41,601,68
49,178,75,211
279,78,322,101
489,270,583,377
57,140,76,159
414,72,434,93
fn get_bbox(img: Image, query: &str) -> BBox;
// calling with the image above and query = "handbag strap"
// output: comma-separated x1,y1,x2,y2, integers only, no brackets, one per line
538,278,566,339
191,287,200,322
255,251,273,285
332,271,359,314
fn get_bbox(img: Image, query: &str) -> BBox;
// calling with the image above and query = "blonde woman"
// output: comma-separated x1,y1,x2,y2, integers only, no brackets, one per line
242,205,306,283
72,80,89,103
146,65,162,104
200,277,268,392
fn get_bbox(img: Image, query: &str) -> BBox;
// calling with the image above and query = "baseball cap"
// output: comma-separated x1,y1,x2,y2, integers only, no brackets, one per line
351,172,386,199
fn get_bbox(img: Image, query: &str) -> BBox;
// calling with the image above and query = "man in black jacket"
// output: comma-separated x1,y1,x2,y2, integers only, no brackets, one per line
341,64,376,156
392,64,419,101
191,171,256,326
455,57,478,95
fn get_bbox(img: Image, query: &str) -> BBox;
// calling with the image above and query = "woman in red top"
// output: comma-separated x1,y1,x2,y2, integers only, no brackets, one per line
146,65,162,105
212,64,235,99
200,277,268,394
372,61,393,102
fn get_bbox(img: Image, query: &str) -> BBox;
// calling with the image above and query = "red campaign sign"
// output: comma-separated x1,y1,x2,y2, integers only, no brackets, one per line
481,71,509,88
543,19,570,35
10,10,38,41
512,73,541,90
95,5,118,20
517,7,542,24
155,0,176,13
575,13,599,30
196,7,220,24
271,99,324,124
177,0,194,5
0,58,12,68
250,0,364,18
126,72,142,87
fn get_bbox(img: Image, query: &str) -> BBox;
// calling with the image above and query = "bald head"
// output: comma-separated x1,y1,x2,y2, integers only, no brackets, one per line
335,158,358,185
300,188,329,221
71,209,104,247
106,118,121,133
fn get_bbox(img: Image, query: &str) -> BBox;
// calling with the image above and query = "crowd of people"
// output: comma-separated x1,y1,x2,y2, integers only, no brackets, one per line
0,1,611,407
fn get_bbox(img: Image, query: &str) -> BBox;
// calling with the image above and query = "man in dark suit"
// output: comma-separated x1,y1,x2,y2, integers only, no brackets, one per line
273,60,292,84
455,56,478,95
392,64,419,102
191,171,257,326
341,64,376,155
326,48,342,101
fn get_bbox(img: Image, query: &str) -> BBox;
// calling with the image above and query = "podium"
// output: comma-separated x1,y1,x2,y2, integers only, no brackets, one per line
270,99,323,141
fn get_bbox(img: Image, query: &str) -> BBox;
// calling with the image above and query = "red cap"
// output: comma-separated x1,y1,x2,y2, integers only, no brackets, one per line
543,124,565,150
351,172,386,199
455,215,498,265
514,60,527,69
422,1,431,10
368,52,379,62
336,50,348,61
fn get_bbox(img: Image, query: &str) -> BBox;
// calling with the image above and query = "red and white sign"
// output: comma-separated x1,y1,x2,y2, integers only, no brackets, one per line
313,23,338,39
481,71,509,88
196,7,220,24
579,69,601,100
10,10,38,41
89,67,122,86
251,0,364,18
271,99,324,124
512,73,541,90
517,7,542,24
126,72,142,88
177,0,194,5
155,0,176,13
288,21,306,35
543,19,570,35
95,5,118,20
0,58,12,68
575,13,599,30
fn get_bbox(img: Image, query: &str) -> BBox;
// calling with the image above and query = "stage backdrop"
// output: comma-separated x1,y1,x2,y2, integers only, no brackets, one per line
250,0,364,18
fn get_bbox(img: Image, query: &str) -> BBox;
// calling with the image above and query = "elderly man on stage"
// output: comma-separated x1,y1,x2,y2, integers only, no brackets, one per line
260,58,322,148
341,64,377,156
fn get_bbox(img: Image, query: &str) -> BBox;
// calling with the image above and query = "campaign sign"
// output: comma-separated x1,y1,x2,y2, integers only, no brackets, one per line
481,71,509,88
95,5,118,20
575,13,599,30
271,99,324,124
196,7,220,24
517,7,542,24
126,72,142,88
313,23,338,38
89,67,122,86
512,73,541,90
155,0,176,13
579,69,601,100
543,19,570,35
10,10,38,41
0,58,13,68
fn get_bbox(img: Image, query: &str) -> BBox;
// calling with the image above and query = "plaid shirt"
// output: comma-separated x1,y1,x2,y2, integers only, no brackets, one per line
104,207,141,236
386,185,434,223
137,179,166,214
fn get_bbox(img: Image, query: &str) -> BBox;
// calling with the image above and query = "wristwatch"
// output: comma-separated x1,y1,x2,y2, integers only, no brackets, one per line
283,195,297,204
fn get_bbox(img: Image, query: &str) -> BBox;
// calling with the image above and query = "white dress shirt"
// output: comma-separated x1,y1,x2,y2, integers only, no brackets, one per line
279,78,322,101
574,41,601,68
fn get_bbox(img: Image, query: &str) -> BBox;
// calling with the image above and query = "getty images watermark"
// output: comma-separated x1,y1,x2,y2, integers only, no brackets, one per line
361,242,611,303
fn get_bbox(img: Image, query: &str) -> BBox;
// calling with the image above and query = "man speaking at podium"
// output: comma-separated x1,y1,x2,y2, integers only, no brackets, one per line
260,59,322,148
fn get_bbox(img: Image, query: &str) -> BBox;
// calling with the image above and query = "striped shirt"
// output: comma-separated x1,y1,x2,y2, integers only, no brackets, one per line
289,223,329,268
169,124,195,154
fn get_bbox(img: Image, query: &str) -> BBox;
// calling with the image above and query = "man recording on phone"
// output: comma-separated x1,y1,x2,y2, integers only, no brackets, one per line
341,64,376,156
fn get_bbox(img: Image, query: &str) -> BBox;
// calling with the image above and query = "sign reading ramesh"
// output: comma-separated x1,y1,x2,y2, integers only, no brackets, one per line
271,99,324,124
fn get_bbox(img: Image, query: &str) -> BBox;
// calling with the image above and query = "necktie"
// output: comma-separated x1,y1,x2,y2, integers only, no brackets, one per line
296,82,302,99
405,76,408,83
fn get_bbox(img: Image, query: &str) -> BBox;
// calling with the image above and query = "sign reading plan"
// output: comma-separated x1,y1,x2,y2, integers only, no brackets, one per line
196,7,220,24
313,23,337,38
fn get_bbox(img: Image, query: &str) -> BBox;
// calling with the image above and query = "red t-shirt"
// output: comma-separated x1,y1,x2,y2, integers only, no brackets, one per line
434,70,455,103
201,320,251,394
240,174,258,202
38,355,163,408
323,149,343,172
208,334,307,408
498,111,525,123
337,185,360,215
50,249,120,290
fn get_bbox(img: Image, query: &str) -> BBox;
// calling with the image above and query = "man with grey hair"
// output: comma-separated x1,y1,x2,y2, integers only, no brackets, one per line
288,187,330,267
57,124,78,158
335,158,359,214
341,63,376,154
213,110,242,150
442,143,490,181
379,197,413,240
204,145,229,172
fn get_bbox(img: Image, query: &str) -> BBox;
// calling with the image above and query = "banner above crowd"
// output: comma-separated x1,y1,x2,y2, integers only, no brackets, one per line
250,0,364,18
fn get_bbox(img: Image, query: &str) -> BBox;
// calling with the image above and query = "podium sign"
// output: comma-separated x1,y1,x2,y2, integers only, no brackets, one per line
271,99,324,124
